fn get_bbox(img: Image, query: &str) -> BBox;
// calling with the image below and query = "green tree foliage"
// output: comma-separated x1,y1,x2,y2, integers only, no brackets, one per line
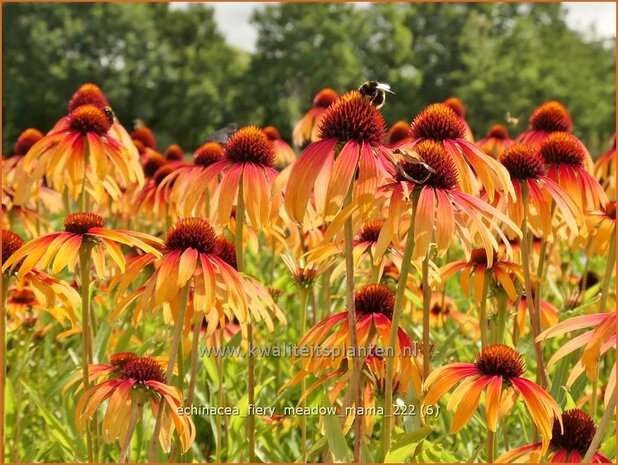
2,3,246,152
452,3,615,152
3,3,615,155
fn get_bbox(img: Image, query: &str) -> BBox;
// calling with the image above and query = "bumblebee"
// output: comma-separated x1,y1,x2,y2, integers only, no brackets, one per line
102,105,116,123
358,80,393,109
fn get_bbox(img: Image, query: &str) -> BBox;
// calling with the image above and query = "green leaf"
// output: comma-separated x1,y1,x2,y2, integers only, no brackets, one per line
21,380,76,457
385,425,433,462
322,394,351,462
92,317,112,362
562,386,577,410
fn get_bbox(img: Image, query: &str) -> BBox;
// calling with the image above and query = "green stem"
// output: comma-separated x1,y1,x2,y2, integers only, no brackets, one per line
582,389,616,463
532,201,556,340
478,271,490,349
119,397,143,463
79,244,94,463
339,183,363,462
381,192,419,460
422,254,432,381
320,266,333,320
64,189,72,217
590,364,599,421
186,316,202,408
520,184,548,388
235,179,256,463
148,284,190,462
80,139,89,212
598,228,616,314
494,293,509,345
215,325,225,463
1,274,10,462
487,430,496,463
298,287,309,463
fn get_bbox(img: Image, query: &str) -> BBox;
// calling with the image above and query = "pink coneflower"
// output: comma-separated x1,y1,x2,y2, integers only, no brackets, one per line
443,97,474,141
477,124,513,158
263,126,296,168
285,90,393,223
396,103,513,199
539,131,606,211
517,100,576,149
293,88,339,147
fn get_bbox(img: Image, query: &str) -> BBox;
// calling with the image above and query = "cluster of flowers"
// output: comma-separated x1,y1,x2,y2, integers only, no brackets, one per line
1,82,615,463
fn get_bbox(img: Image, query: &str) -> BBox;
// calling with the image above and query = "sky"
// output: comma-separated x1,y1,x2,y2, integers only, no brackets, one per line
196,2,617,52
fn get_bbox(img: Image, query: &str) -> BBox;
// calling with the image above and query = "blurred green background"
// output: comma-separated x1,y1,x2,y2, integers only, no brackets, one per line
2,2,616,155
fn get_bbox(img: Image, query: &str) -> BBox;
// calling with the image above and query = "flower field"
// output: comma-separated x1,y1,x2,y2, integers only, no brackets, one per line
1,74,616,463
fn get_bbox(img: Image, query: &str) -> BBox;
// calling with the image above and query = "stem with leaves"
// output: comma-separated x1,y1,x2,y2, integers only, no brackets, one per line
148,284,190,462
381,191,419,460
520,184,548,388
79,242,95,463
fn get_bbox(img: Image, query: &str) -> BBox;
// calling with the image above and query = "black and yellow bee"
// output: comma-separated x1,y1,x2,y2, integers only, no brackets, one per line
358,80,393,109
102,105,116,123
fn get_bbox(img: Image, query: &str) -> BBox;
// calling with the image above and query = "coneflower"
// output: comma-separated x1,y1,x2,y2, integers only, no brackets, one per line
286,89,394,462
442,96,474,141
293,87,339,147
497,409,611,463
477,124,513,158
396,103,514,199
425,344,562,461
516,100,574,149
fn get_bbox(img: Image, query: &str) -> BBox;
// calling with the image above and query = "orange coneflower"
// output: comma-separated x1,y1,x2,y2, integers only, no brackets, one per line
16,104,143,205
135,163,179,225
498,143,580,240
182,126,280,229
396,103,512,198
263,126,296,168
496,409,611,463
443,97,474,141
424,344,562,455
2,230,80,314
164,142,225,217
515,286,558,337
5,278,78,329
67,83,110,110
285,90,393,223
382,140,519,264
539,132,606,211
4,129,63,225
410,291,479,339
64,84,140,160
537,312,616,398
131,125,157,151
3,128,44,188
477,124,513,159
2,212,162,278
516,100,574,148
441,248,523,302
586,200,616,255
305,219,394,283
76,354,195,456
385,120,411,148
292,284,421,397
293,87,339,147
594,134,616,196
441,248,522,346
111,218,283,333
164,143,184,161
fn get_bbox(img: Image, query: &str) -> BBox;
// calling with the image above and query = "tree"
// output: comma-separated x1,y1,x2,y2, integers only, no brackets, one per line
2,3,246,152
